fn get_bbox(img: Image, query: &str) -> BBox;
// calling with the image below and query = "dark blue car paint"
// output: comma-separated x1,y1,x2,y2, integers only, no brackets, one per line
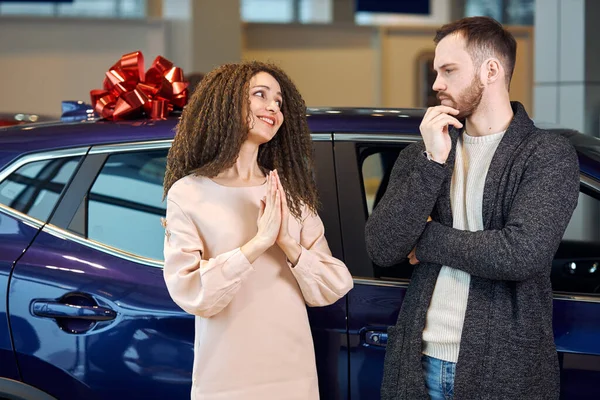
9,228,194,399
1,214,41,383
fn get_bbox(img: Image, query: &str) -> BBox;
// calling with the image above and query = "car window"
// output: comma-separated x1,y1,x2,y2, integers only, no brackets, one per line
362,149,401,216
86,150,167,261
0,156,82,222
553,191,600,295
360,147,415,280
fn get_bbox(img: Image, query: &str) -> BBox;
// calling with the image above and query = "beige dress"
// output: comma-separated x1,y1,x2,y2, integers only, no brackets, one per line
163,175,354,400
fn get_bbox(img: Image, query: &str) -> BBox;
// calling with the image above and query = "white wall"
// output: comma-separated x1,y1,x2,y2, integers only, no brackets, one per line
0,16,167,117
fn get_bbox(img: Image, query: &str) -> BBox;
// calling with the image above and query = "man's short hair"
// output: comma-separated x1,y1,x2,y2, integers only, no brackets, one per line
434,16,517,86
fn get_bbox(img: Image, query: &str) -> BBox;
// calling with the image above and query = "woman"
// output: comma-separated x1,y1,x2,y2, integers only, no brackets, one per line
162,61,353,400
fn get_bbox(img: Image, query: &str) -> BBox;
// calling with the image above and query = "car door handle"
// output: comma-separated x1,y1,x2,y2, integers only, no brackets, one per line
365,330,388,347
32,301,117,321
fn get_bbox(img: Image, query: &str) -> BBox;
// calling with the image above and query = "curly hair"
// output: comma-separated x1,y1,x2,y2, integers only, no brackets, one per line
163,61,318,219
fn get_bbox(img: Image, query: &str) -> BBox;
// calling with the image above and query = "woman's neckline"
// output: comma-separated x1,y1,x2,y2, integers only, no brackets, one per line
204,176,268,188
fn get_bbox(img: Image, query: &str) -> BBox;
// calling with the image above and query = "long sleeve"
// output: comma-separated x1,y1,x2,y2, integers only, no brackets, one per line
289,210,354,307
365,143,448,266
415,135,580,281
163,199,254,317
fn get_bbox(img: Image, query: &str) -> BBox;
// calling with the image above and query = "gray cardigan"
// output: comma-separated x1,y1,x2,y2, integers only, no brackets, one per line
365,102,580,400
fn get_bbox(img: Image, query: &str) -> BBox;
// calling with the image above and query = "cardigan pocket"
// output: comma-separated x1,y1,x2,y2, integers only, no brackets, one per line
487,335,542,398
380,324,405,400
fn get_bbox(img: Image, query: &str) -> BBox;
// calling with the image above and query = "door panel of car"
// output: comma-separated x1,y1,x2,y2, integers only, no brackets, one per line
0,211,38,383
8,146,194,400
0,152,85,388
9,230,193,400
310,136,349,400
333,136,413,399
336,135,600,400
551,188,600,399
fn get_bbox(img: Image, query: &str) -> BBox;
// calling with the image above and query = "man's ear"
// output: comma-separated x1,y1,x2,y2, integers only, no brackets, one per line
485,58,502,84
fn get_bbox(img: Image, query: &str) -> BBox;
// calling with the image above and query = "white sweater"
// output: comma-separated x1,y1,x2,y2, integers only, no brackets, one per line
422,130,505,362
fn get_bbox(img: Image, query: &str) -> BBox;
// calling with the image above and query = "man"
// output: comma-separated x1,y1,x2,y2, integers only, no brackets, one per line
365,16,579,400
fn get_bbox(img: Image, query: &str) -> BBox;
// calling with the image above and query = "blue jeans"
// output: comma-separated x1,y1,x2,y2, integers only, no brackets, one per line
421,354,456,400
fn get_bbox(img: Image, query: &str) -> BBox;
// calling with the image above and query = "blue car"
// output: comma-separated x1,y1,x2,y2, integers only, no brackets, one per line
0,107,599,399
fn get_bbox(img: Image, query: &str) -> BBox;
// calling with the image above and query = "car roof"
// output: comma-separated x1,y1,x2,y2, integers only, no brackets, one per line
0,108,424,168
0,106,598,182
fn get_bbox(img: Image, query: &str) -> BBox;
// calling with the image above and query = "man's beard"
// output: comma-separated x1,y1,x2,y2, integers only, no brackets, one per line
437,75,484,120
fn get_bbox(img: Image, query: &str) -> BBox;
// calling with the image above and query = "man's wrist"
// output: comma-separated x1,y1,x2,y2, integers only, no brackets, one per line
423,150,447,166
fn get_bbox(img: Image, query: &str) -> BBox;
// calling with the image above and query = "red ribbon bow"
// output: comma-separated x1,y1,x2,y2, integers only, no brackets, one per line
90,51,188,120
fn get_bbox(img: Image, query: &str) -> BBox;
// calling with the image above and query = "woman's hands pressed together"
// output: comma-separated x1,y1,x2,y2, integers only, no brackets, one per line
241,170,302,265
272,170,302,265
257,171,282,247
